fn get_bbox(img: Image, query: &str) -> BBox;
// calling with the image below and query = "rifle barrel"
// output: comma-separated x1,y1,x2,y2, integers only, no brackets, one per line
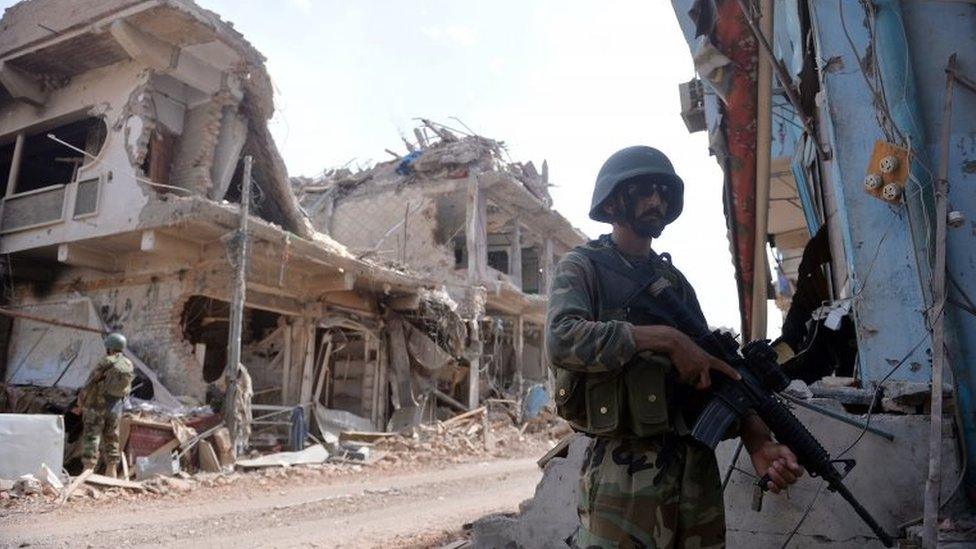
827,474,894,547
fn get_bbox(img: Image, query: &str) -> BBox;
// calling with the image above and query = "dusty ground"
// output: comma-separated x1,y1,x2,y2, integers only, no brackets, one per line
0,427,553,549
0,455,543,548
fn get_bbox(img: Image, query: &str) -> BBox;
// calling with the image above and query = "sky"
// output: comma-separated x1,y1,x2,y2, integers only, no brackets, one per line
2,0,783,335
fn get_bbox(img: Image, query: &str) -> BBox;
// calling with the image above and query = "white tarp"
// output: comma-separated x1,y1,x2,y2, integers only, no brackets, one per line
0,414,64,480
6,300,103,388
5,298,181,409
235,444,329,468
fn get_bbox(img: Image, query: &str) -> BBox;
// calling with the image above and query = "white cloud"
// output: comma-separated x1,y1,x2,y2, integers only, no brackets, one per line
287,0,311,13
422,24,478,47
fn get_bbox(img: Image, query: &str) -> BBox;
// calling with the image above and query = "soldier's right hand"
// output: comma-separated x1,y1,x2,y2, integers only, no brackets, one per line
634,325,740,389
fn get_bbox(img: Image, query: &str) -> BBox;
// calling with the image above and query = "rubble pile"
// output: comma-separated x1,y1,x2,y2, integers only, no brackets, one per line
374,407,568,466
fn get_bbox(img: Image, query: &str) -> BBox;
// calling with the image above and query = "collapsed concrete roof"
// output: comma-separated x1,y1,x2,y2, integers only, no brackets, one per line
0,0,314,239
294,121,587,252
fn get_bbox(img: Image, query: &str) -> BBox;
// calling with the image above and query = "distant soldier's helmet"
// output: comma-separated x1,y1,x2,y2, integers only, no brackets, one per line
104,332,127,352
589,145,685,226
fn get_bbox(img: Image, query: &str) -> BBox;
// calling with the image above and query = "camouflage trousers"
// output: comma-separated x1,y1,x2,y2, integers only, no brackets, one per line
574,435,725,549
81,398,122,470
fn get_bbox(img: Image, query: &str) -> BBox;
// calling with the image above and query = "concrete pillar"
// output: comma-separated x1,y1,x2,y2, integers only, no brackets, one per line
465,171,487,285
509,217,523,290
5,132,24,198
513,314,524,398
540,238,555,295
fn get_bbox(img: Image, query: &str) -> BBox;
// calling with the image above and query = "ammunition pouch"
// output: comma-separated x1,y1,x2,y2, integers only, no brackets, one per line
553,352,672,437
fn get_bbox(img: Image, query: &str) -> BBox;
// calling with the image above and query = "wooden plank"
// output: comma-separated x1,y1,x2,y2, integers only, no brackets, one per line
147,437,180,459
339,431,398,443
198,440,222,473
59,469,93,505
537,434,578,469
442,406,486,427
85,473,144,490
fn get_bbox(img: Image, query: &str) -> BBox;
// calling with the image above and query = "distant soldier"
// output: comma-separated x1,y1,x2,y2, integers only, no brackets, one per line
78,332,134,477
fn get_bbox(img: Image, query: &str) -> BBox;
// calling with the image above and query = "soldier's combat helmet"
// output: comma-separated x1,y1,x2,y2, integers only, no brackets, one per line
589,145,684,226
104,332,127,352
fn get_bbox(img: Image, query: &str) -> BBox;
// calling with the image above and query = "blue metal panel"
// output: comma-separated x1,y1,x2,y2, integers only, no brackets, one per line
898,0,976,494
808,1,931,383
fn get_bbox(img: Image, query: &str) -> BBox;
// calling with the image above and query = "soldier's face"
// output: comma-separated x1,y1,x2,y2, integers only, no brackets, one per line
630,183,669,225
622,180,670,238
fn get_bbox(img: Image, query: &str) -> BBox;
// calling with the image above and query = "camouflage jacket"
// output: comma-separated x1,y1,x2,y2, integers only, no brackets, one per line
546,234,701,374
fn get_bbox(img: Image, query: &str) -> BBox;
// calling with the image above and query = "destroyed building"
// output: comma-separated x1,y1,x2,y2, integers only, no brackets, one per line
0,0,548,473
295,123,586,408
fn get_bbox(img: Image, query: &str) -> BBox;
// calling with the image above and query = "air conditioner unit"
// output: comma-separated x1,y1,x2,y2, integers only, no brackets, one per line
679,78,706,134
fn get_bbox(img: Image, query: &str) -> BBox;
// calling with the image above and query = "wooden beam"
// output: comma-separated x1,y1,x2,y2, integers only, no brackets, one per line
0,62,46,106
314,271,356,294
321,290,377,313
57,243,119,272
385,294,420,312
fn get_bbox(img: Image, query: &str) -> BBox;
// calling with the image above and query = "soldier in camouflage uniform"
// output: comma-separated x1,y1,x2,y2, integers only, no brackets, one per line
79,332,135,477
546,146,803,548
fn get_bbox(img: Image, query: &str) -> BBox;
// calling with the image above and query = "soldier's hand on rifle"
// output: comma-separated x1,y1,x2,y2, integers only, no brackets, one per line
633,325,740,389
741,415,804,494
749,441,804,493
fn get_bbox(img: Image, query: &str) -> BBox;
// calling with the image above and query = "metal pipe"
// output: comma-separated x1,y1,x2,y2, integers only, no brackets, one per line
923,54,956,549
723,439,745,491
781,393,896,442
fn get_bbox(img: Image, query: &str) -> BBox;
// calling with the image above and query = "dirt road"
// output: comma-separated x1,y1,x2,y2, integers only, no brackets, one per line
0,457,541,548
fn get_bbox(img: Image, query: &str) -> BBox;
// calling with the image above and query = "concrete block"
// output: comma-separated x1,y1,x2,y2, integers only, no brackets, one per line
513,434,589,548
0,414,64,480
718,408,960,548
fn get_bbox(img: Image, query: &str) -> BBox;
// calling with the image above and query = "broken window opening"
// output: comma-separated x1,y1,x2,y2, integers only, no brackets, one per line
140,129,176,187
180,296,283,403
1,116,107,197
521,248,541,294
225,157,291,229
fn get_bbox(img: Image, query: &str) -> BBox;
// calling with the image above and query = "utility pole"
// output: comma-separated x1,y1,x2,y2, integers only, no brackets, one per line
223,155,252,458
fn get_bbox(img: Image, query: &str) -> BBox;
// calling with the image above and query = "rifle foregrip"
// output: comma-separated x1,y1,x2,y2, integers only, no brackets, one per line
754,396,894,547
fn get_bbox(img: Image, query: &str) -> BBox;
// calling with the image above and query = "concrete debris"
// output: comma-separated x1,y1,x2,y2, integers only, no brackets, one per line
468,434,590,549
135,452,180,480
11,474,43,498
236,444,329,469
374,408,565,466
34,463,64,495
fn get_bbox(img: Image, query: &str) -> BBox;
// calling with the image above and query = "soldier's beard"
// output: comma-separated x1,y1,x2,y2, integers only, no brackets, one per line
631,217,664,239
624,203,666,239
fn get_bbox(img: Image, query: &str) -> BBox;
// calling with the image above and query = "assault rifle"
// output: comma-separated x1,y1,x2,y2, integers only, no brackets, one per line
644,277,895,547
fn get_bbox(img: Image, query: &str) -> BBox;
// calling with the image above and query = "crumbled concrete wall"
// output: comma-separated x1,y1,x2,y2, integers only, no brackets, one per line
470,434,589,549
169,92,237,195
483,404,960,548
720,402,960,548
330,183,461,280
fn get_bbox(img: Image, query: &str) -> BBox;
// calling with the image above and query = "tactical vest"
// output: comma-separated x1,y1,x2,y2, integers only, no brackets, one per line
84,354,135,407
553,243,708,438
